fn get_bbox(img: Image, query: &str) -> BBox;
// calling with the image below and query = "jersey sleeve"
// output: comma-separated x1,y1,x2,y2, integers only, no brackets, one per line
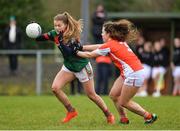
36,30,55,41
94,42,110,56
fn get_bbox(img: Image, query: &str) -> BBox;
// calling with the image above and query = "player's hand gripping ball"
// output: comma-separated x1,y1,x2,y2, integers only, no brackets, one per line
26,22,42,38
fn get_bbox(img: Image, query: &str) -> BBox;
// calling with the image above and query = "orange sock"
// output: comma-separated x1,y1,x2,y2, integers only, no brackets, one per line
144,112,152,119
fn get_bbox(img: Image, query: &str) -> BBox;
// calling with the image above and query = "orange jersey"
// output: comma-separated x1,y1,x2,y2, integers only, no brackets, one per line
95,40,143,78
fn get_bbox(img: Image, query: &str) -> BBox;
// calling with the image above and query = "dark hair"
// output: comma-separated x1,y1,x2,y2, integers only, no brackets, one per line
116,19,139,43
103,22,129,42
103,19,139,43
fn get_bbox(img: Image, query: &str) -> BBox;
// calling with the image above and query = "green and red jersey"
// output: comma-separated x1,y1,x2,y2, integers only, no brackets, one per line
36,30,89,72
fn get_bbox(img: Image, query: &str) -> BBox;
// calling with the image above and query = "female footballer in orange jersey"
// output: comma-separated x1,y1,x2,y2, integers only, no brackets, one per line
71,19,157,124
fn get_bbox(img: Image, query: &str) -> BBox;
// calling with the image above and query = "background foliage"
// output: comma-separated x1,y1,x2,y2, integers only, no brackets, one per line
0,0,180,49
102,0,180,12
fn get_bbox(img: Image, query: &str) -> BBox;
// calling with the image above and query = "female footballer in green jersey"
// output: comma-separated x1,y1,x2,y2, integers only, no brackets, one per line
34,12,114,124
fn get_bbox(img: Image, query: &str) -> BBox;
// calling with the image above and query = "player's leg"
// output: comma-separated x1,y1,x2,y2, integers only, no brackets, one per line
172,67,180,96
109,76,129,124
178,77,180,95
52,67,75,110
95,63,103,95
102,64,111,95
74,62,114,123
118,85,145,116
118,70,157,124
118,85,157,124
173,77,178,96
152,67,166,97
51,66,77,123
82,79,115,124
136,64,150,97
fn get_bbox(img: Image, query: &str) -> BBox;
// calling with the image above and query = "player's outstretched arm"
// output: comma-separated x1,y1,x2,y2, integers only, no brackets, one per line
82,44,102,51
35,33,50,41
76,50,99,58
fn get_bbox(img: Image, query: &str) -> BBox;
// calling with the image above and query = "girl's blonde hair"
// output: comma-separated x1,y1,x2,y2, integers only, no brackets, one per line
54,12,83,43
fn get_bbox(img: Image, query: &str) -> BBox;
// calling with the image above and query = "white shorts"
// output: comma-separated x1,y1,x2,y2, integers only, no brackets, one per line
172,66,180,77
124,69,145,87
143,64,152,79
62,62,93,83
152,66,166,79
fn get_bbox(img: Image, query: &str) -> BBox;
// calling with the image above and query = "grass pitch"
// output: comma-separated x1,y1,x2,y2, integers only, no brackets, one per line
0,95,179,130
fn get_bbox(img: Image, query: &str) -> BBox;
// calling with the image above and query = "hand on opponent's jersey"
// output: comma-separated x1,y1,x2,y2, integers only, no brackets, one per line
69,40,83,55
57,32,83,56
69,40,83,51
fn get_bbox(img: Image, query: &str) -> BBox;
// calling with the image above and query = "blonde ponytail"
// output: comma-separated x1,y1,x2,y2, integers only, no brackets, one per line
54,12,83,43
63,12,83,43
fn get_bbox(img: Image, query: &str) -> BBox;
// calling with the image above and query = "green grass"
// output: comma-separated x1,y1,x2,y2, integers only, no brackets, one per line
0,95,180,130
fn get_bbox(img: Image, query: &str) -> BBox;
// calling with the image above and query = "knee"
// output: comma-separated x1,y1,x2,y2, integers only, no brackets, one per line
109,92,118,102
118,100,128,108
51,84,60,93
